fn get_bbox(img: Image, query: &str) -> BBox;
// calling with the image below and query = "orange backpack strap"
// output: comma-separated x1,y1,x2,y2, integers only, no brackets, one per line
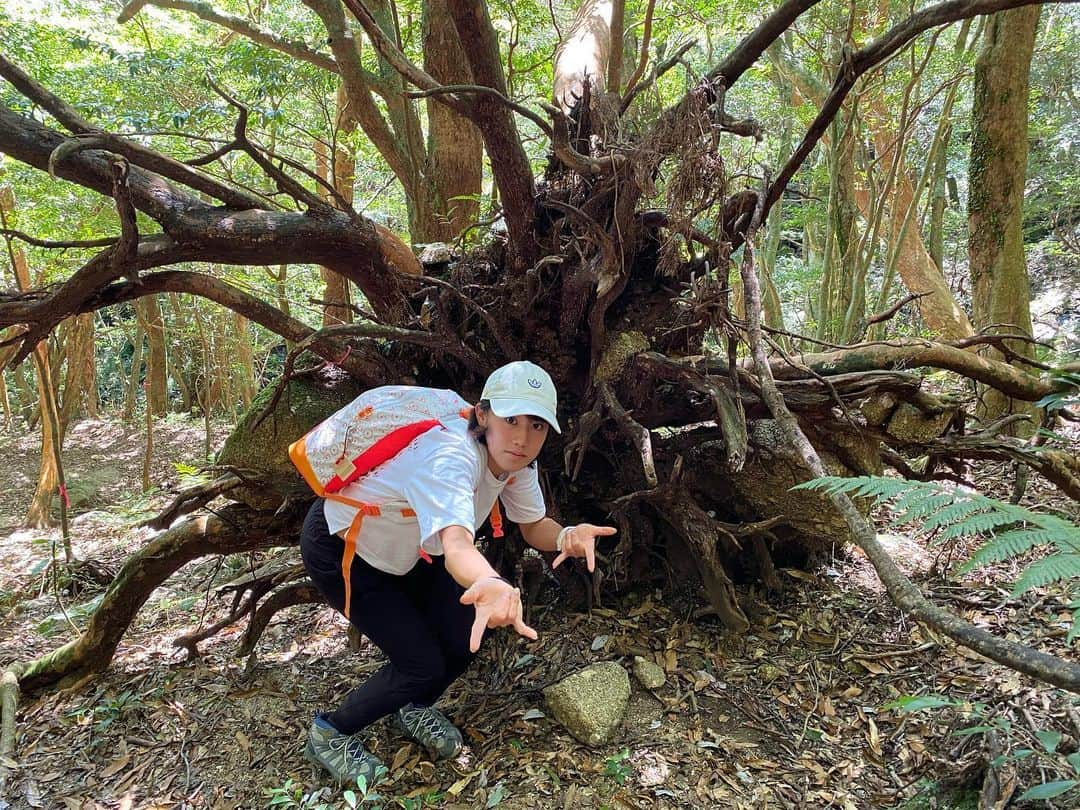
325,495,381,620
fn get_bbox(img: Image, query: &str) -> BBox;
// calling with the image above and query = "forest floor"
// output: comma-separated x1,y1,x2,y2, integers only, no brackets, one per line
0,415,1077,810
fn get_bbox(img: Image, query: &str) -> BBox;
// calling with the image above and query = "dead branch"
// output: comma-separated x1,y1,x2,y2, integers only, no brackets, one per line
174,563,308,657
13,504,304,693
239,582,326,656
0,228,117,249
118,0,340,75
738,186,1080,695
142,473,244,530
599,382,658,487
862,291,929,329
0,666,18,760
763,340,1068,402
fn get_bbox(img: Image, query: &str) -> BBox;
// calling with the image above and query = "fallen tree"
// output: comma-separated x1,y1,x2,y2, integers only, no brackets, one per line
0,0,1077,764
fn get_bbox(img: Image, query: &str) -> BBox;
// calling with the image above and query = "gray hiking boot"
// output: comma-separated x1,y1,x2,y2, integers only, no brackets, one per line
304,715,385,787
393,703,464,759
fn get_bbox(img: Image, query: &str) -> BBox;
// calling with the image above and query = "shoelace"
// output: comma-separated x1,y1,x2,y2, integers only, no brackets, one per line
404,707,451,741
328,732,374,762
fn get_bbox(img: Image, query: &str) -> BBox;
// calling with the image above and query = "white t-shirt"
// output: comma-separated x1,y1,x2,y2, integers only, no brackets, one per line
322,415,547,574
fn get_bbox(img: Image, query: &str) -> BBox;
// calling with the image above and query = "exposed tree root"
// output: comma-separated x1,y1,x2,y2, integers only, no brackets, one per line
174,561,308,656
739,190,1080,695
0,665,20,792
654,490,749,632
239,582,326,657
143,472,243,530
14,504,304,694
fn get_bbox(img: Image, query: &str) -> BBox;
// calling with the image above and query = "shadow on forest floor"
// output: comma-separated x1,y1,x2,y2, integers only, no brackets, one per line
0,416,1076,809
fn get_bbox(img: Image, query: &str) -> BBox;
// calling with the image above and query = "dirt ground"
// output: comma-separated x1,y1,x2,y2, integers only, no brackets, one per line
0,415,1077,810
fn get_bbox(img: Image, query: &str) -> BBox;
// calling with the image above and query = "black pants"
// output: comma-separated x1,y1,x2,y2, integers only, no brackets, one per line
300,499,477,734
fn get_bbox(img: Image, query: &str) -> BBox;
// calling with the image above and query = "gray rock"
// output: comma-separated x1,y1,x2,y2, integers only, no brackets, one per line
543,661,630,746
632,656,666,690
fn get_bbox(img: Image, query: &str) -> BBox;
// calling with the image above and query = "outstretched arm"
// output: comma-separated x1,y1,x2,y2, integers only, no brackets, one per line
441,525,537,652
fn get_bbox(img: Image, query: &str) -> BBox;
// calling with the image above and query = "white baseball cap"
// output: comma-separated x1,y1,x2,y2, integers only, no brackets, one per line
481,361,561,433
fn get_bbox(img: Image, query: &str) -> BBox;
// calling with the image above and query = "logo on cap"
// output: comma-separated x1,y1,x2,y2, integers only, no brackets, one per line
528,378,541,388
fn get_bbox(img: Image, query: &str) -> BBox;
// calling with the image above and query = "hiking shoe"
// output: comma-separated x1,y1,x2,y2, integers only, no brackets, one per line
304,715,385,786
393,703,464,759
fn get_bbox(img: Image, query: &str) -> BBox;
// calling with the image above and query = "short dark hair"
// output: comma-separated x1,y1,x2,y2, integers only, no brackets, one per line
468,400,491,444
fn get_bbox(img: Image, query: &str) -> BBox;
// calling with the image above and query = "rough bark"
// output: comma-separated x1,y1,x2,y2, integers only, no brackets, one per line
139,295,168,417
423,0,484,239
968,5,1041,428
446,0,539,266
554,0,614,113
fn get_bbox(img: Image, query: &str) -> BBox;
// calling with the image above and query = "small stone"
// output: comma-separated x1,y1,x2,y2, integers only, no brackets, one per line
758,664,783,682
543,662,630,746
632,656,666,690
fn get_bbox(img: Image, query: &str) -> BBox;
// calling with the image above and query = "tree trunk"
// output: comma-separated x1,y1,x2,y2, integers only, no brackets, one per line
122,324,144,421
315,108,354,328
233,312,255,410
423,0,483,239
1,186,61,528
968,5,1040,429
59,312,98,430
139,295,168,417
166,293,194,412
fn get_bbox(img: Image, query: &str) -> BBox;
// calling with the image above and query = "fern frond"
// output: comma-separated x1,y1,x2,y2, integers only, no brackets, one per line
936,509,1026,541
920,500,993,535
1012,554,1080,597
795,476,913,500
960,528,1059,573
893,493,957,524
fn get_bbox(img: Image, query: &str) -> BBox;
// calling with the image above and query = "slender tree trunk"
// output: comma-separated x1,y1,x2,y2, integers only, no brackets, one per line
1,186,63,529
59,313,97,430
166,293,194,412
423,0,483,239
315,87,355,327
928,122,950,270
139,295,168,417
123,324,144,421
233,312,255,409
968,6,1040,430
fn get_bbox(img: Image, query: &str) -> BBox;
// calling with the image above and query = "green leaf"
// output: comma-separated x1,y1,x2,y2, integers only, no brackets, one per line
1012,553,1080,596
1067,752,1080,775
1036,729,1063,753
883,694,955,713
486,780,508,807
1016,780,1078,801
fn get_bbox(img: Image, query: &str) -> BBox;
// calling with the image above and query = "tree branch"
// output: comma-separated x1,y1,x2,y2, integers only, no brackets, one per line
738,185,1080,695
118,0,340,74
0,54,263,210
762,0,1075,222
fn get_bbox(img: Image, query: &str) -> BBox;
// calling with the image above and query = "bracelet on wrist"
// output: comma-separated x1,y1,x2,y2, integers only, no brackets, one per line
556,525,574,553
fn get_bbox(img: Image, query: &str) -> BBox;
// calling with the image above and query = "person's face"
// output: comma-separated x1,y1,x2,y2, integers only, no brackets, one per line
477,408,550,476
